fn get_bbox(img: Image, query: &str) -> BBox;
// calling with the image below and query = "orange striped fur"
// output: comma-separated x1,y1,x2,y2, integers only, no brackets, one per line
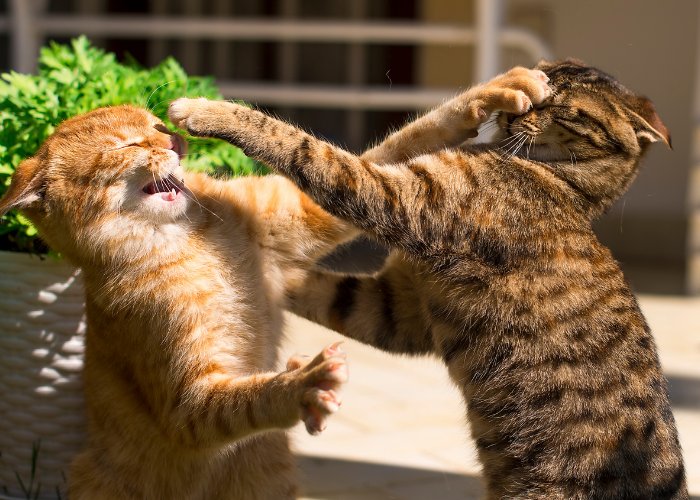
170,61,687,499
0,106,357,499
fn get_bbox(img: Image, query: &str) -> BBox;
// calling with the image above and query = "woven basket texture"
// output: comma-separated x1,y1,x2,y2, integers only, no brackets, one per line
0,251,86,499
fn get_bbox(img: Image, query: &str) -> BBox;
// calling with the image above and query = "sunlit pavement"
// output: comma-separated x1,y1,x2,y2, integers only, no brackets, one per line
281,295,700,499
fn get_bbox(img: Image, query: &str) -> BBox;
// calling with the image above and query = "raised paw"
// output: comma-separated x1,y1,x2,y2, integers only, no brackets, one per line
168,97,245,139
487,67,552,114
286,342,348,435
467,66,553,123
168,97,209,131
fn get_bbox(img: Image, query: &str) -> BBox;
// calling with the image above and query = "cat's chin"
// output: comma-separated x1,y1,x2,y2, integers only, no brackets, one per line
518,143,572,163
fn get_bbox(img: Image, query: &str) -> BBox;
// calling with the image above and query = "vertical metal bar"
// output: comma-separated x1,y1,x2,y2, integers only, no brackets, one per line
475,0,501,82
213,0,233,78
346,0,367,152
148,0,169,65
76,0,104,49
181,0,201,74
9,0,40,73
76,1,103,18
279,0,299,83
278,0,299,121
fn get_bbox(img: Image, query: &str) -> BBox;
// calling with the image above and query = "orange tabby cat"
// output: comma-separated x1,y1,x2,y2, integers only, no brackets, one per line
0,67,549,499
0,106,354,499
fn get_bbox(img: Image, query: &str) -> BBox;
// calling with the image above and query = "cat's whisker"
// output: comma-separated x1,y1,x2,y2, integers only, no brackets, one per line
507,141,524,160
499,132,528,159
144,80,178,112
479,116,498,129
499,141,523,161
478,121,502,134
180,186,225,223
498,131,526,150
567,147,578,168
508,134,529,159
151,171,159,194
526,136,535,160
149,97,178,115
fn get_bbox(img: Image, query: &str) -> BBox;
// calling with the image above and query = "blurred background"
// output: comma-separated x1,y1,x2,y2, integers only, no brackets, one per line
0,0,698,295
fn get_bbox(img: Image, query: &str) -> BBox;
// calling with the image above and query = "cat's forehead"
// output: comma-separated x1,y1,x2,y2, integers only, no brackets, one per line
34,105,170,173
537,59,632,98
48,105,166,152
57,105,161,136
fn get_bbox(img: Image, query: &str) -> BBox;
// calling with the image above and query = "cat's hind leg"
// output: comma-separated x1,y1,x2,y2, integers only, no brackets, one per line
286,255,433,356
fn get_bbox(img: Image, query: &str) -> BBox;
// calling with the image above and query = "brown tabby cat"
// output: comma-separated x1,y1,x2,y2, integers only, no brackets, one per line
0,106,357,499
0,66,549,499
169,59,688,499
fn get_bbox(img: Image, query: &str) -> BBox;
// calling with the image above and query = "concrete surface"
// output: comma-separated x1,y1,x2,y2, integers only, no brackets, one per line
280,295,700,500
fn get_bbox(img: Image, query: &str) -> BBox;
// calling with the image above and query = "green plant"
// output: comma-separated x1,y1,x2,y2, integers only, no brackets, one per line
13,440,43,500
0,36,265,254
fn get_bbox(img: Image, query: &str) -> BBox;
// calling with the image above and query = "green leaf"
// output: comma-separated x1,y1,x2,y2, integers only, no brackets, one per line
0,37,263,254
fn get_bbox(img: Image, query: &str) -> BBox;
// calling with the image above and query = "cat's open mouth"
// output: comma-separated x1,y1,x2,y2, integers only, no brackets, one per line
142,175,185,202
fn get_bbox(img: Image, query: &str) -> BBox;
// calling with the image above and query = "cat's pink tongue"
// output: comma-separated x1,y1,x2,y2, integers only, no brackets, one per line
161,189,178,201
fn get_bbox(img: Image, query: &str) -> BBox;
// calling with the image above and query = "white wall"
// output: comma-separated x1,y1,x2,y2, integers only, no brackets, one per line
509,0,698,292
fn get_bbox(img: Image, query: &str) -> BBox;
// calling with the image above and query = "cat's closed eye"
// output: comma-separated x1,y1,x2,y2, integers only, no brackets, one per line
109,142,141,151
153,124,171,134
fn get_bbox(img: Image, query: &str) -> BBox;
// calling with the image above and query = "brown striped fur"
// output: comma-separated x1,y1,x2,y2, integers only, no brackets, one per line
170,60,687,499
0,105,356,499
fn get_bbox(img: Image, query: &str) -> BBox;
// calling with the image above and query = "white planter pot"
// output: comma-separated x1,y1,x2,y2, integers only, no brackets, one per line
0,251,86,499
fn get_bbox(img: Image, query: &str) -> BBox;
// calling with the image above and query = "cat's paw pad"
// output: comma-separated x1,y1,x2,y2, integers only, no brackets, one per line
287,342,348,435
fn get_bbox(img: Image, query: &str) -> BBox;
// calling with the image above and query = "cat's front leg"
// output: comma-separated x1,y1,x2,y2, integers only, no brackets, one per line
172,343,348,446
283,343,349,435
362,67,552,163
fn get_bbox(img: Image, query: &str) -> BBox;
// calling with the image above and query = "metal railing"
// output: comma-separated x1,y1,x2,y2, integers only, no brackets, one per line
3,0,551,111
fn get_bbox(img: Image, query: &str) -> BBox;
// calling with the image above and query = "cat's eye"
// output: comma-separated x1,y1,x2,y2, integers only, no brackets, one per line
112,142,141,150
153,124,172,135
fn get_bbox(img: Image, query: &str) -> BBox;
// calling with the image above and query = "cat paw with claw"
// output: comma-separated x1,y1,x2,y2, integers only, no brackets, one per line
285,342,348,435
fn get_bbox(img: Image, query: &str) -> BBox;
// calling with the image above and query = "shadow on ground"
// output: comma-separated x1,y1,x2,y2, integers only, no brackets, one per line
667,374,700,410
299,455,700,499
298,455,483,499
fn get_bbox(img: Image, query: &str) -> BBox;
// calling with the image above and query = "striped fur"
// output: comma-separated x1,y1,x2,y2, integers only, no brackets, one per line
170,60,687,499
0,106,356,499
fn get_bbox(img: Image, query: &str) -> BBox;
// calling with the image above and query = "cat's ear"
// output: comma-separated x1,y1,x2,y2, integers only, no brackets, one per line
0,157,45,216
630,96,671,149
